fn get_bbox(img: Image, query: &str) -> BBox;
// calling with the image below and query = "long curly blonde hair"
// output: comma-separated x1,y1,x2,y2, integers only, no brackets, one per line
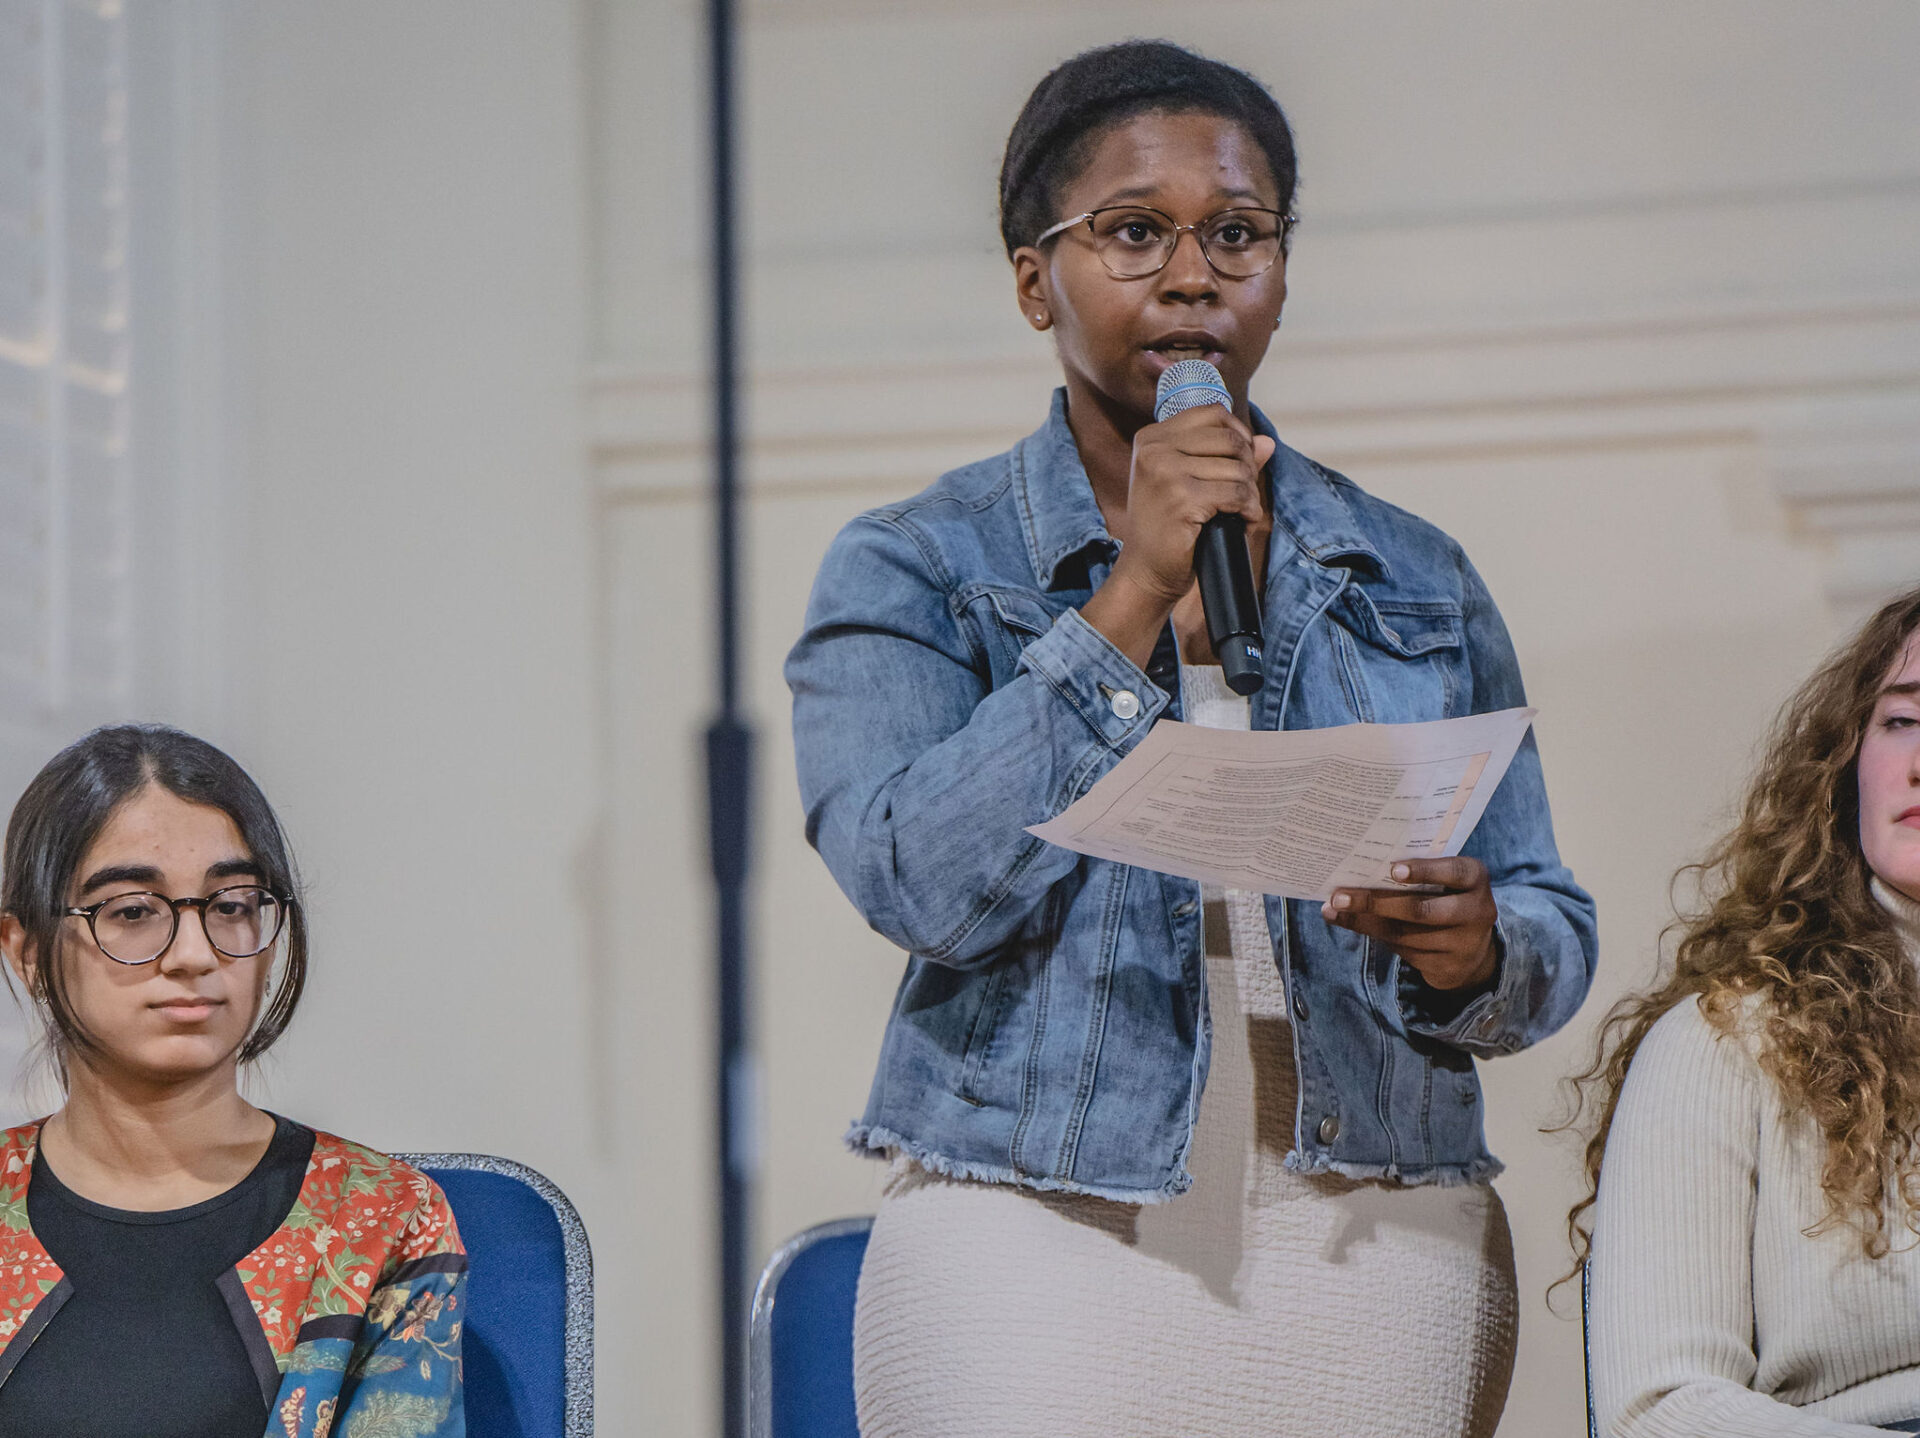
1565,584,1920,1269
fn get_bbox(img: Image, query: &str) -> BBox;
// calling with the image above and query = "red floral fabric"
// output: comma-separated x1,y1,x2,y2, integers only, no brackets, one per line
0,1123,467,1411
235,1131,462,1361
0,1128,58,1347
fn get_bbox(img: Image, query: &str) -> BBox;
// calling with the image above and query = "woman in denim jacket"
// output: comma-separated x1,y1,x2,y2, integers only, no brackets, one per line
787,40,1596,1438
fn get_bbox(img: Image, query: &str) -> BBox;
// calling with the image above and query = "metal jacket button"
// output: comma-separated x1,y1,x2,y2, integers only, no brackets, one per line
1171,900,1198,918
1291,989,1309,1023
1109,689,1140,720
1317,1114,1340,1144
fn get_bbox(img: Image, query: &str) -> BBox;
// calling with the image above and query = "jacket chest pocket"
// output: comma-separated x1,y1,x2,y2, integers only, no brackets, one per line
1326,589,1464,723
961,586,1062,687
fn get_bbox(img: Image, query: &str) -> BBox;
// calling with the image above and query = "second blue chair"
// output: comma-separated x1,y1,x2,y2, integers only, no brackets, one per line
750,1217,872,1438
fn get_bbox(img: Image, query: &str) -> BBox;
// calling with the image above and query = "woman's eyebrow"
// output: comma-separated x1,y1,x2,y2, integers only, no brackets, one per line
206,858,264,882
77,863,164,896
1882,680,1920,698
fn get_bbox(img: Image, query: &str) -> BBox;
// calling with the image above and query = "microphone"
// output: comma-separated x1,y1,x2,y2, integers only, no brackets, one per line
1154,359,1265,696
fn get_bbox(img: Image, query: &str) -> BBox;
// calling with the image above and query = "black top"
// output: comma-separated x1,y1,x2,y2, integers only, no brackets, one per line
0,1115,315,1438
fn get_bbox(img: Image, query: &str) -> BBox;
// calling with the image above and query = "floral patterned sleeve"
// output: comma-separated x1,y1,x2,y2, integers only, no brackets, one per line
270,1151,467,1438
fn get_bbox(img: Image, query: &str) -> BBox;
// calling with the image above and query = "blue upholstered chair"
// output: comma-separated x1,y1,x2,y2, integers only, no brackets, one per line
396,1153,594,1438
749,1217,873,1438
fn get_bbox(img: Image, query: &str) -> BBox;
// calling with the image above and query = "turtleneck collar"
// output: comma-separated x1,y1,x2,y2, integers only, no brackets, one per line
1870,874,1920,963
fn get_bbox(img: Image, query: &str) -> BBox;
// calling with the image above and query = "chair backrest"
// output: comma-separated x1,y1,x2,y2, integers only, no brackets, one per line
749,1217,873,1438
1583,1261,1597,1438
396,1152,594,1438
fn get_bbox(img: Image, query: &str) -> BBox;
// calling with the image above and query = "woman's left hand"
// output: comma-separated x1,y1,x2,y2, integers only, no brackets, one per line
1320,857,1499,991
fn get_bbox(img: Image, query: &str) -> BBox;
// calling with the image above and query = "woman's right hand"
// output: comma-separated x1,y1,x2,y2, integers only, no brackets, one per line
1081,405,1275,667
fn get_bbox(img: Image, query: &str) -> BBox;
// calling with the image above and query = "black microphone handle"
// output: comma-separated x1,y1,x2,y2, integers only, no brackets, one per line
1194,512,1265,696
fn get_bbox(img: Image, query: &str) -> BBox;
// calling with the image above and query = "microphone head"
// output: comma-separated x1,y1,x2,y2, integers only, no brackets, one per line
1154,359,1231,424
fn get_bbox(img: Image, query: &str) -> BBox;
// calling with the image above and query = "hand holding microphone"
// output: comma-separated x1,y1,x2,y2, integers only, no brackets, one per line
1153,360,1268,694
1092,360,1274,690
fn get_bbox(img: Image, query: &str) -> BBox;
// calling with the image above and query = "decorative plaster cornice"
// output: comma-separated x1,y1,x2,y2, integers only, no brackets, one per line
1762,406,1920,616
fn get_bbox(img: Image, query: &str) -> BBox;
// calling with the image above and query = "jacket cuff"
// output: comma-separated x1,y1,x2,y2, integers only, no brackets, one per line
1398,917,1520,1052
1017,607,1169,752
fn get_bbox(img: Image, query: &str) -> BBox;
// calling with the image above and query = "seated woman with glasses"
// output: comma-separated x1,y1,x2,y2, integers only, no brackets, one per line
786,38,1594,1438
1574,584,1920,1436
0,725,463,1438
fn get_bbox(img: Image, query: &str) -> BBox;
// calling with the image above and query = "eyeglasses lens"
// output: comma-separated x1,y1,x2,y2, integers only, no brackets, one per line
1089,208,1282,280
94,894,174,965
204,888,281,959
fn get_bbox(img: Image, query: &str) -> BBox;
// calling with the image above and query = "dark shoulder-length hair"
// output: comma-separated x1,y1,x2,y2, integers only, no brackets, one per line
1564,584,1920,1272
1,724,307,1077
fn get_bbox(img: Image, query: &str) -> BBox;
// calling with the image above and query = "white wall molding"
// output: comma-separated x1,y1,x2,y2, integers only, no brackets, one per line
1762,405,1920,616
589,277,1920,615
590,159,1920,514
588,295,1920,500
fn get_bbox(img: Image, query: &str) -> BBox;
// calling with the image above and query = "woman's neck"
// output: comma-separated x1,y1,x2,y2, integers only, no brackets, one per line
38,1063,275,1211
1062,377,1145,523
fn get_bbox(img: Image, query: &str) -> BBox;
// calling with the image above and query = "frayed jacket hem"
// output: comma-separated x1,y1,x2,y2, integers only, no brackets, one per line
845,1122,1192,1205
1281,1147,1506,1187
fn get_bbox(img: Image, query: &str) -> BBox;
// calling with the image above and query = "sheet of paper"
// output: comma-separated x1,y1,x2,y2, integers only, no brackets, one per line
1027,707,1536,900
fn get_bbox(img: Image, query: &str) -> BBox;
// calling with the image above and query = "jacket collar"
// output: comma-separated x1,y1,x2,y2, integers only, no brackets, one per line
1256,414,1391,580
1013,390,1117,591
1013,388,1388,590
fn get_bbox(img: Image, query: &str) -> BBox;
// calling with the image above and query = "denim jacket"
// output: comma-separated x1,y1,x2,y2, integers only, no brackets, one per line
786,390,1597,1198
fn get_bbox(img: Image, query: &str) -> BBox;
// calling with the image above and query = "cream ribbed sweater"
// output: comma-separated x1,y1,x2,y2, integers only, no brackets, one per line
1589,879,1920,1437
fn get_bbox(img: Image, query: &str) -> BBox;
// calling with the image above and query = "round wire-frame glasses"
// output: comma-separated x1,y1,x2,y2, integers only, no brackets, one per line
64,885,291,967
1033,204,1295,280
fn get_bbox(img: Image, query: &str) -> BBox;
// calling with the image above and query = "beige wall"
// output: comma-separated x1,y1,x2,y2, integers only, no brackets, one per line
36,2,1913,1435
592,3,1920,1433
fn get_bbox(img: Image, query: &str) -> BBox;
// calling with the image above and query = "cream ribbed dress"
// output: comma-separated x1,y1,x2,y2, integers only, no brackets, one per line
1588,879,1920,1438
851,664,1518,1438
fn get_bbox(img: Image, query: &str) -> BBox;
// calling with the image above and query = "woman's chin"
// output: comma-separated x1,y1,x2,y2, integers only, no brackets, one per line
96,1036,244,1087
1880,873,1920,908
1866,831,1920,907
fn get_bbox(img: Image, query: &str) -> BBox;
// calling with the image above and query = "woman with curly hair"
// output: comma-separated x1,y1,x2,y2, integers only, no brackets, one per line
1574,584,1920,1437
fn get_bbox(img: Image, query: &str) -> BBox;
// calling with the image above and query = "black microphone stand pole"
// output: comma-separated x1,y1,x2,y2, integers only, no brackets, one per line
704,0,754,1434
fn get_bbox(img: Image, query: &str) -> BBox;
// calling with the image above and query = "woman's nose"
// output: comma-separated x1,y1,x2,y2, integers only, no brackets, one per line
159,907,220,973
1156,228,1217,300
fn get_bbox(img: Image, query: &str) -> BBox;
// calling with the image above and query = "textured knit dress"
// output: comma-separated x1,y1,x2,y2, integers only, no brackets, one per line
852,664,1519,1438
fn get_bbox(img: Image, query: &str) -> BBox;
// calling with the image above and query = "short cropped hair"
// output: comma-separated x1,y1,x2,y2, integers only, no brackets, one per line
998,39,1300,259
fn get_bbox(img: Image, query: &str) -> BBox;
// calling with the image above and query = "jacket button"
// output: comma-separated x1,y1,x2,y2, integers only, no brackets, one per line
1109,689,1140,720
1317,1114,1340,1144
1291,988,1309,1023
1171,900,1198,918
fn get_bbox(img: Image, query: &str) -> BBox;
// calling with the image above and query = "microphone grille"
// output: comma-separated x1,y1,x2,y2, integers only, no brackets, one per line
1154,359,1231,424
